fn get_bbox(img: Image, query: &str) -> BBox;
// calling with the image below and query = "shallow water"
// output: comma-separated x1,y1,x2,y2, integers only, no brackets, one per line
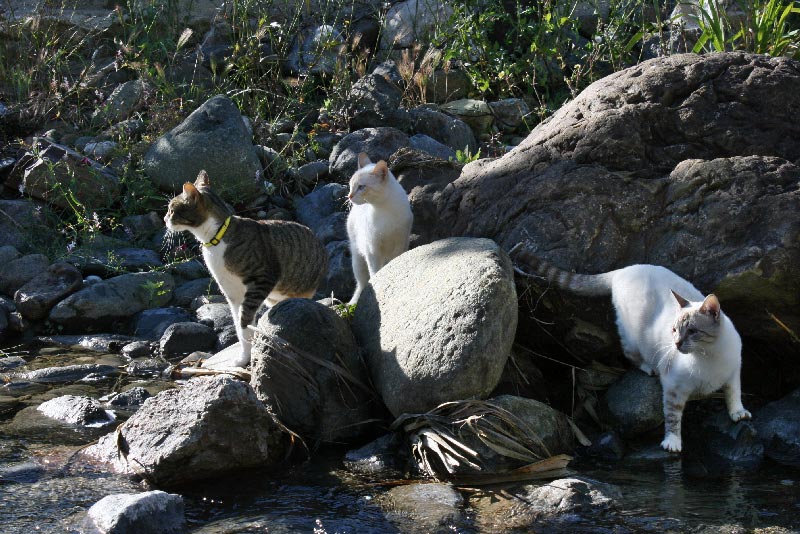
1,344,799,533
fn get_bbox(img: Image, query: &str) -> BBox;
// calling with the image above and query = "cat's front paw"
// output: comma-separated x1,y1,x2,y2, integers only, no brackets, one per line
660,433,682,453
729,409,752,422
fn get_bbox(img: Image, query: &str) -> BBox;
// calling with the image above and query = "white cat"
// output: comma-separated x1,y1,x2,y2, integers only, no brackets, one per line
346,153,413,304
512,244,751,453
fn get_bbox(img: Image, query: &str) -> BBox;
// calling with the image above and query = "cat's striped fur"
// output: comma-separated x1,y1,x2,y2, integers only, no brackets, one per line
164,170,327,368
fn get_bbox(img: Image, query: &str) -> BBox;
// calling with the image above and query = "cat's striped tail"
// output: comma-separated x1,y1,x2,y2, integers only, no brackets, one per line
509,241,612,297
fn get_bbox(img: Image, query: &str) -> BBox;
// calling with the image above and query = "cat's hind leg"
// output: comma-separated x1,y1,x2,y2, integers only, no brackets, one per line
349,249,369,305
724,369,752,422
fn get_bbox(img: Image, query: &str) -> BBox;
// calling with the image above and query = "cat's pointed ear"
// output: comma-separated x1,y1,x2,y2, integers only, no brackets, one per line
195,170,210,189
373,160,389,181
700,294,721,321
182,182,200,203
357,152,372,169
671,290,691,309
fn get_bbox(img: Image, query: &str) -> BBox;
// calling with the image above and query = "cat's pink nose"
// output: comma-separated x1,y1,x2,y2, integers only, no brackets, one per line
347,193,353,200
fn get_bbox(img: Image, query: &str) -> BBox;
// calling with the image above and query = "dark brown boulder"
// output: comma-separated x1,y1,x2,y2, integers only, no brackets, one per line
417,52,800,393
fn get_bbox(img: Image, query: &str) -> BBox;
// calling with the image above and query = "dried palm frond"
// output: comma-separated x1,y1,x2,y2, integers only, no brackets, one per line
391,399,570,480
453,454,572,486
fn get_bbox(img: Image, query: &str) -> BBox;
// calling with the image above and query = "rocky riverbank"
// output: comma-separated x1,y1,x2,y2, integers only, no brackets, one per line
2,0,800,532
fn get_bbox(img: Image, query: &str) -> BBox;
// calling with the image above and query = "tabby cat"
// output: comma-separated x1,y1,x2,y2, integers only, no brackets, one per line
164,170,327,368
346,153,413,304
512,243,750,453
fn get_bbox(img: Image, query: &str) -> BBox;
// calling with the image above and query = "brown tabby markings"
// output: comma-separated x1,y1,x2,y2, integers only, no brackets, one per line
164,170,327,366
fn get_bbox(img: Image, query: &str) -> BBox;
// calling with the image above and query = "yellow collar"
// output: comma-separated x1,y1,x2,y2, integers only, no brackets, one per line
203,216,231,247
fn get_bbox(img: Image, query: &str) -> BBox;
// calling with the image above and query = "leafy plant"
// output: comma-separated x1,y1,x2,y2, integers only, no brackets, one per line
740,0,800,57
453,147,481,164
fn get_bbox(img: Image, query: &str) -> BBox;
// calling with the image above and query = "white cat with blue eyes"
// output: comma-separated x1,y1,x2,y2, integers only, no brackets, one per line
512,244,751,453
346,153,413,305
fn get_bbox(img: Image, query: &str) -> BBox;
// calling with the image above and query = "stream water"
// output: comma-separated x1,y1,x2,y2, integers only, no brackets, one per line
1,342,799,533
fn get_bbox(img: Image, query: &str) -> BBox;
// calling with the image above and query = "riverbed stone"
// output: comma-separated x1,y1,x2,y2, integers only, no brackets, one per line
9,138,120,211
14,262,83,320
0,253,49,297
343,73,409,131
108,387,152,408
122,341,156,359
409,133,457,161
602,370,663,437
320,240,355,302
37,394,114,426
329,127,409,180
143,95,264,202
195,302,234,330
682,407,763,475
48,272,174,332
132,307,193,340
173,278,217,307
343,433,404,478
82,490,186,534
425,69,471,104
383,482,464,528
473,477,621,530
753,388,800,467
0,200,60,252
92,79,149,124
15,364,119,384
83,375,289,486
67,246,164,275
159,322,217,359
409,107,477,154
380,0,453,49
440,99,494,134
489,98,531,131
294,183,348,240
352,237,517,416
251,298,374,443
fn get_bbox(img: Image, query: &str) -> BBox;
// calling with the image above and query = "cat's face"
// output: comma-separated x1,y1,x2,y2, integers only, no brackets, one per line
164,171,211,231
670,292,721,353
348,153,389,206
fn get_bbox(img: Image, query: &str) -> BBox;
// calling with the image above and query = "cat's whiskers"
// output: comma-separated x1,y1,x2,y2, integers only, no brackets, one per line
653,342,675,373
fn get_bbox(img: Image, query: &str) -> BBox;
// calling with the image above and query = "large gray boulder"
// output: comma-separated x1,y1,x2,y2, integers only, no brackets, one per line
143,95,264,201
251,299,374,443
421,52,799,385
48,272,174,332
352,237,517,416
83,375,288,486
82,491,186,534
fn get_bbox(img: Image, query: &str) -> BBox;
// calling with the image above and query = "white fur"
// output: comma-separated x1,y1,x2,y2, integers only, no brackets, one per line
346,156,413,304
607,265,749,452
